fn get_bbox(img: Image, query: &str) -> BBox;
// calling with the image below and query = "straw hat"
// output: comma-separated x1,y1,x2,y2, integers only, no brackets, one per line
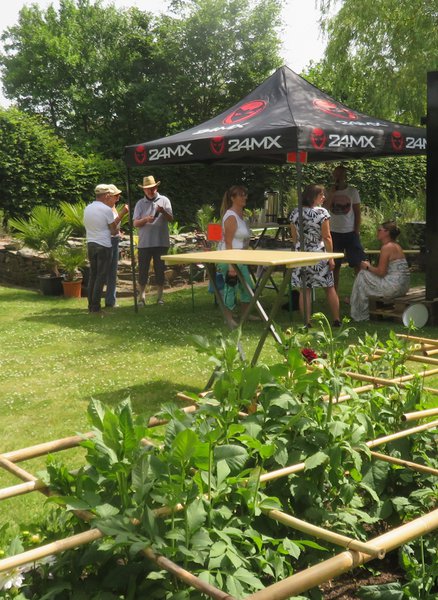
138,175,160,189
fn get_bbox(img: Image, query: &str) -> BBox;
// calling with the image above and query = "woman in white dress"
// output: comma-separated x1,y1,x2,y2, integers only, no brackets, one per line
350,221,410,321
289,184,340,327
217,185,253,328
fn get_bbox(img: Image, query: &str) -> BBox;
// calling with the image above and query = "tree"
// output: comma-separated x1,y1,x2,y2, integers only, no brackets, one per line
0,0,284,157
0,0,156,156
152,0,284,132
0,107,124,221
314,0,438,124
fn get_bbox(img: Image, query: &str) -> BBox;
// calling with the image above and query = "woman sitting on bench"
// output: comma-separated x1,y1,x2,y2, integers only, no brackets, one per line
350,221,410,321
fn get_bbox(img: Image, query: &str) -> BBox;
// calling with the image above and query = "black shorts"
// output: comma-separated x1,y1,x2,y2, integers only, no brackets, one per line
331,231,365,267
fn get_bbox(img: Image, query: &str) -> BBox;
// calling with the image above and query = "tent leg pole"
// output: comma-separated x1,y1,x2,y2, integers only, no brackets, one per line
125,166,138,313
295,160,309,326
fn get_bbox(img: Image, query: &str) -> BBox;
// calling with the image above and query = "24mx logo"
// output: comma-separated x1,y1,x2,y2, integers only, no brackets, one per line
406,137,426,150
229,135,282,152
148,144,193,161
328,134,375,149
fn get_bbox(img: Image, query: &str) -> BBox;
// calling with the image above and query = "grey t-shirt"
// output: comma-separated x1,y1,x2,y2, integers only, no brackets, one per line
133,193,173,248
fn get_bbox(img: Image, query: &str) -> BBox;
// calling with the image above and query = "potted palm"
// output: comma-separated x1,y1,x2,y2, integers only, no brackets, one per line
9,206,72,295
54,243,88,298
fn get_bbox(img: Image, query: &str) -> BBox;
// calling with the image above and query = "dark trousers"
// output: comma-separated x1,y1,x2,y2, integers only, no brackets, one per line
138,246,168,287
87,242,112,312
105,237,120,307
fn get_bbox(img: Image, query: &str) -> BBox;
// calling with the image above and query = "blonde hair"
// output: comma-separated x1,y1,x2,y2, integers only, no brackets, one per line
220,185,248,218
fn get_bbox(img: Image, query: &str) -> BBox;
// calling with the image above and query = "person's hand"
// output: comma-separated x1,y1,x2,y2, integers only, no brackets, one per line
328,258,335,271
360,260,370,271
120,204,129,216
145,215,155,224
155,205,164,213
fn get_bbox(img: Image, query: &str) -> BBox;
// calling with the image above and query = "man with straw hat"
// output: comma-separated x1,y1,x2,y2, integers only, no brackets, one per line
133,175,173,305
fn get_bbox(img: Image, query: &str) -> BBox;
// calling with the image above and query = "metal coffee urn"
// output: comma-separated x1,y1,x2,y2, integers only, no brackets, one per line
264,190,279,223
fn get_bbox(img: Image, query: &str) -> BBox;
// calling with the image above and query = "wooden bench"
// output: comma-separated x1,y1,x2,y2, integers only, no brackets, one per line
369,287,438,325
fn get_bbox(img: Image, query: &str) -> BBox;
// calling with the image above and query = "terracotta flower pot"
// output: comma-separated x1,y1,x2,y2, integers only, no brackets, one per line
62,279,83,298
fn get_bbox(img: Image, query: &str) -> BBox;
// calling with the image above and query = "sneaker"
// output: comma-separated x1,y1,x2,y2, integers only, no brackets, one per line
157,299,164,305
332,320,341,328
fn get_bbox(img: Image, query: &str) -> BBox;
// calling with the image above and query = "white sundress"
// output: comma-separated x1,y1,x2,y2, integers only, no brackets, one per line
350,258,410,321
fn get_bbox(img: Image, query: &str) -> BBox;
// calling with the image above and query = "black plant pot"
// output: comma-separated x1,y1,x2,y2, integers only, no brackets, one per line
38,275,64,296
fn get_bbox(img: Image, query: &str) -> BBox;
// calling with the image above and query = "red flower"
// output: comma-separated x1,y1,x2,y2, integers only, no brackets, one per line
301,348,318,363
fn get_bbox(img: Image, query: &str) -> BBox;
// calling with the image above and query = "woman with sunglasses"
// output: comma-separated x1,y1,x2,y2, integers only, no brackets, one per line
349,221,410,321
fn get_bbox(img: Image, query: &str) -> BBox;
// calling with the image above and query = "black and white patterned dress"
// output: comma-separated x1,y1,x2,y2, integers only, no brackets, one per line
289,206,334,289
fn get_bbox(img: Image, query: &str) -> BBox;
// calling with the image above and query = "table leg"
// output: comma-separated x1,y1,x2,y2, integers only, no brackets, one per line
250,267,292,366
231,263,284,352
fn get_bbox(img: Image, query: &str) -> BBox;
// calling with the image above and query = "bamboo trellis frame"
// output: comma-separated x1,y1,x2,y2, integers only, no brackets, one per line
1,337,437,598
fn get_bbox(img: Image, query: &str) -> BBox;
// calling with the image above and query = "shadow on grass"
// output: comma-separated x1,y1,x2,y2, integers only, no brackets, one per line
89,379,202,417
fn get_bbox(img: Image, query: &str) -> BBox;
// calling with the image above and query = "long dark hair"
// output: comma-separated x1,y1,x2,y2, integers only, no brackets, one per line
302,184,325,207
220,185,248,217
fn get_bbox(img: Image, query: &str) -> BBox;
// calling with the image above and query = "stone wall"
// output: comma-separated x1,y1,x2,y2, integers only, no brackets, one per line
0,245,50,288
0,238,204,292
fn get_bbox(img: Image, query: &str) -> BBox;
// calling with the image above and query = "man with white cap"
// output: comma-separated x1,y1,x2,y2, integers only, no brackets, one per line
133,175,173,305
83,184,128,314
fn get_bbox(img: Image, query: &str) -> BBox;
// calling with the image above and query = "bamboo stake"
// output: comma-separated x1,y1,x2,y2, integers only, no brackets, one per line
0,479,46,501
324,383,375,404
373,348,438,366
0,529,103,572
369,451,438,476
265,509,385,558
147,405,198,427
403,407,438,421
2,432,95,463
396,334,438,346
343,368,438,386
142,547,235,600
366,419,438,449
259,462,306,483
0,456,37,482
245,507,438,600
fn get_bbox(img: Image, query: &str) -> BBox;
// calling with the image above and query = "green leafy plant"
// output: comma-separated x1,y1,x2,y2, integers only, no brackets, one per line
9,206,72,276
59,201,86,236
195,204,218,234
53,243,87,281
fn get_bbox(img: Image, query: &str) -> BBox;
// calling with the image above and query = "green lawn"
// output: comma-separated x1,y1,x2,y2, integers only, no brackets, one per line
0,268,436,530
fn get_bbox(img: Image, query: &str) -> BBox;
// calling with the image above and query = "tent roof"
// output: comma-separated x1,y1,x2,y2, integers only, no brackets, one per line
124,66,427,167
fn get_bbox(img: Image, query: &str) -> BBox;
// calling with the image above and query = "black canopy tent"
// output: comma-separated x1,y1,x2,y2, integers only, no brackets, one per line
123,66,427,314
124,65,426,166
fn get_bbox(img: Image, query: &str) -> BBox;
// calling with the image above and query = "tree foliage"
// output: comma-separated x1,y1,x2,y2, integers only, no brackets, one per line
314,0,438,124
0,0,155,156
0,0,284,156
0,108,124,221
